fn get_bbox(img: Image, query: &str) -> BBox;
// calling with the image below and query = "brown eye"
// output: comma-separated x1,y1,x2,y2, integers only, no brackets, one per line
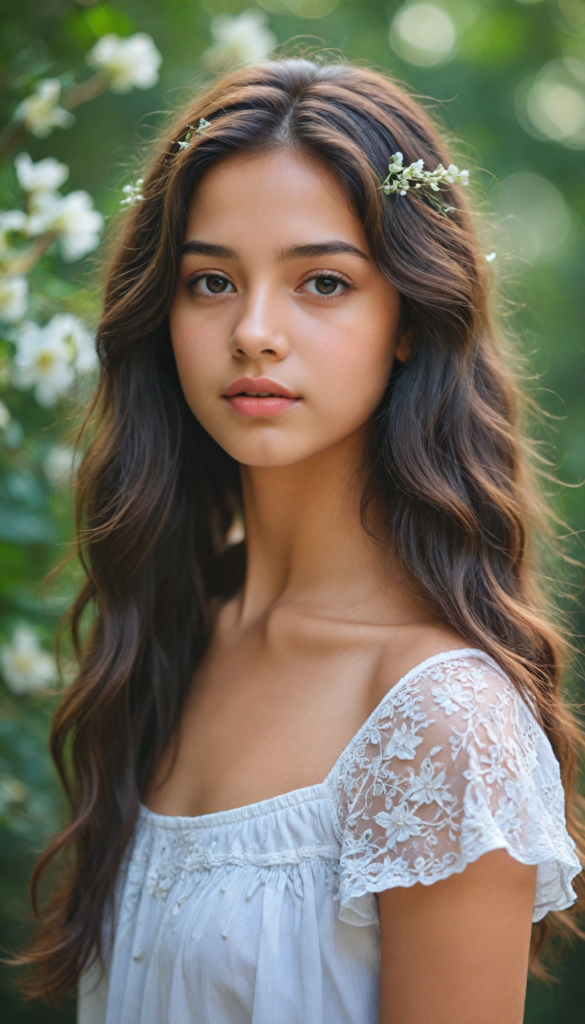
315,276,340,294
192,274,235,295
303,274,348,298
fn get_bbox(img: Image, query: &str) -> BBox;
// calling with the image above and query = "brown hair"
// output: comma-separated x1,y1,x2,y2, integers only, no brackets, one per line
9,56,584,1006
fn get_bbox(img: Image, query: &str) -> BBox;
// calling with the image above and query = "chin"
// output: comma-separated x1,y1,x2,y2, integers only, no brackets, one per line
215,433,329,469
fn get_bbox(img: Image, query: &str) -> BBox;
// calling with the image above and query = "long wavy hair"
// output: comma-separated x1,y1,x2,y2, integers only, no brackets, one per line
10,56,584,1006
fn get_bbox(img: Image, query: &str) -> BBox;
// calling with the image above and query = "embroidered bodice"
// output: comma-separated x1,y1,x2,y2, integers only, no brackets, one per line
77,650,581,1024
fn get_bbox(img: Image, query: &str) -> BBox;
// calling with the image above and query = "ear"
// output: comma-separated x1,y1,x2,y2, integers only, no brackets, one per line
395,329,413,363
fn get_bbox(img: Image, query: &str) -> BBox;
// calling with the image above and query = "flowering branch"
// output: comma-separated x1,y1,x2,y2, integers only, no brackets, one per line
381,152,469,213
8,232,57,276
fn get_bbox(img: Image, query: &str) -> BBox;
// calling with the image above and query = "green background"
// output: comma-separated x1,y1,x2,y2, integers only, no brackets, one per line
1,0,584,1020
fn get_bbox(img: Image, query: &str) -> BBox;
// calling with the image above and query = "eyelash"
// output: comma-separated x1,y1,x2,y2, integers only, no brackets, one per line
185,271,354,300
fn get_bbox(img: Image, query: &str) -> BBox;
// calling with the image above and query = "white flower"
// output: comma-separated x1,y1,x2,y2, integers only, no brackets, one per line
0,274,28,323
480,744,510,786
384,722,424,760
432,679,474,716
494,794,521,834
0,623,57,695
382,151,469,203
0,399,11,429
485,252,497,262
405,757,448,806
120,177,144,207
375,803,424,848
43,444,81,487
13,79,75,138
28,191,103,261
15,152,69,195
50,312,97,374
205,10,276,67
86,33,162,93
0,776,28,814
12,320,74,407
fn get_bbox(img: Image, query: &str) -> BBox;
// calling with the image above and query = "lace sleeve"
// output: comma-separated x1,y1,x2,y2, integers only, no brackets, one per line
330,651,581,927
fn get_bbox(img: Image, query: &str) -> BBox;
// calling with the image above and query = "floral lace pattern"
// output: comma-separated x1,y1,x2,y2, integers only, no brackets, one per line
330,651,581,925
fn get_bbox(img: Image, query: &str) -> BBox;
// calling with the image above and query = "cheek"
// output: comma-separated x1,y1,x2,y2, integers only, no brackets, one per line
304,309,396,427
169,306,221,407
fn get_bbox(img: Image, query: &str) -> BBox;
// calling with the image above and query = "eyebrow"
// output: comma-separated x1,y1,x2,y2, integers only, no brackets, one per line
181,239,370,262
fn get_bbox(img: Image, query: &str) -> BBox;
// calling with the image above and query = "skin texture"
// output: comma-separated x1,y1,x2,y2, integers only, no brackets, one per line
153,147,538,1023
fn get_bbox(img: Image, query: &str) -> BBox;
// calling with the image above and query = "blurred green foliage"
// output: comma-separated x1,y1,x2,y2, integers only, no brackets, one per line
0,0,584,1020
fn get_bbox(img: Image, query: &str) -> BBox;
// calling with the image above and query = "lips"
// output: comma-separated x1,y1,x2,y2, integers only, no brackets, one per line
222,377,297,399
221,377,300,418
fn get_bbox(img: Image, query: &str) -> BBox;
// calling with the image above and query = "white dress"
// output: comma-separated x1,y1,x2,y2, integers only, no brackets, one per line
77,649,581,1024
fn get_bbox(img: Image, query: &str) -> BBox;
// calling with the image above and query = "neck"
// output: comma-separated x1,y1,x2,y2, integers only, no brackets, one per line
235,429,395,625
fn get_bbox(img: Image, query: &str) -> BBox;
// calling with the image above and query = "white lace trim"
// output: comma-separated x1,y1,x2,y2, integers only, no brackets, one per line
329,650,582,925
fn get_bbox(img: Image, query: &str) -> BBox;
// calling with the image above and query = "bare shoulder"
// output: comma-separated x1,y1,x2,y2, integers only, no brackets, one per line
367,624,475,714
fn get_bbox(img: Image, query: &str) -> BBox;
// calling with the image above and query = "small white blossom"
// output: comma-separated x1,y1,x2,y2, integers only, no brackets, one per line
120,177,144,207
12,320,74,406
205,10,276,67
27,190,103,261
375,803,424,848
0,623,57,695
405,758,448,806
15,152,69,195
176,118,212,151
86,33,162,93
13,79,75,138
485,252,497,262
48,312,97,373
382,151,468,209
0,399,11,429
0,776,28,814
0,274,28,323
43,444,81,487
384,722,424,760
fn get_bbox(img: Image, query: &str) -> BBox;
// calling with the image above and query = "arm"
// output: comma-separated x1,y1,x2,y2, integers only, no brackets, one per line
378,848,537,1024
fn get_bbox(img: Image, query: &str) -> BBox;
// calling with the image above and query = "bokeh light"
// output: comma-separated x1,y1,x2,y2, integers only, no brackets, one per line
389,2,457,66
517,60,585,148
497,172,571,263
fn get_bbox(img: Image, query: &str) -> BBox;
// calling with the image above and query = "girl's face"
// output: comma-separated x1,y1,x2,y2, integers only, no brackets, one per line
170,148,407,468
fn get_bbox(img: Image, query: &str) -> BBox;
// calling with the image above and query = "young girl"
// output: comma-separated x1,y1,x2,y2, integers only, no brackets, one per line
16,57,583,1024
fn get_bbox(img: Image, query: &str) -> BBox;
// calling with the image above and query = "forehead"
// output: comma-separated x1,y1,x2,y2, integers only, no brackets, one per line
183,148,367,250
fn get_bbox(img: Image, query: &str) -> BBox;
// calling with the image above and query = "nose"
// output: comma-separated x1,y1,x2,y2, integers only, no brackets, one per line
229,285,289,361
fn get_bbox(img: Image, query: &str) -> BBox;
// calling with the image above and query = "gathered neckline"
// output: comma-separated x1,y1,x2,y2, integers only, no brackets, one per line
139,647,501,830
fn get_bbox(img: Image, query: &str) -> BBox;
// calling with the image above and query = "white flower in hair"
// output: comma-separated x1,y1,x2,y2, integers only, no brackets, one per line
86,33,162,93
176,118,212,152
13,79,74,138
120,178,144,207
382,152,469,211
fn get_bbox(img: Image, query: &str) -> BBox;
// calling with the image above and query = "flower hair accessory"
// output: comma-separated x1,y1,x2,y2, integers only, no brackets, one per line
382,152,469,213
120,178,144,207
177,117,212,151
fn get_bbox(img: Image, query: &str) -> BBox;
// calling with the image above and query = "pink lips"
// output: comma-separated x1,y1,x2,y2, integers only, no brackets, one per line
222,376,300,418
